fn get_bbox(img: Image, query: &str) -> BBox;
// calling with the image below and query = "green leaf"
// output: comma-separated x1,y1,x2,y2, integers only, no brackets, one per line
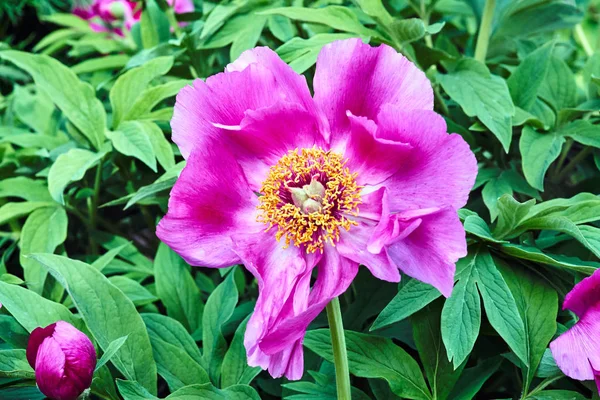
0,201,55,225
95,335,129,372
140,121,175,171
412,301,464,400
230,16,267,60
497,260,557,389
165,383,261,400
0,51,106,149
370,279,441,331
499,243,598,275
482,176,513,221
109,56,173,129
388,18,426,44
203,272,238,384
32,254,158,395
276,33,357,74
463,214,507,244
261,7,379,37
117,380,159,400
221,317,261,387
519,127,564,191
268,15,295,42
539,56,578,112
557,120,600,149
529,390,587,400
441,251,480,368
48,148,105,204
0,315,30,348
474,250,528,367
72,54,130,74
0,350,35,379
0,280,78,332
507,42,554,111
305,329,430,399
107,121,157,172
140,0,170,49
448,357,502,400
124,177,176,210
438,59,514,152
200,3,244,40
142,314,209,391
108,276,158,306
154,243,203,333
123,80,188,123
20,207,68,294
0,177,52,202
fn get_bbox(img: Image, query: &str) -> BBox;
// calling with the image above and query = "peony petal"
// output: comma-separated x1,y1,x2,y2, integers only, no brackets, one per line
53,321,96,394
375,106,477,211
156,142,259,268
233,230,319,379
259,245,358,356
35,337,70,400
387,208,467,297
550,303,600,382
27,323,56,368
173,47,321,159
228,102,328,191
562,269,600,317
336,112,412,186
313,38,433,144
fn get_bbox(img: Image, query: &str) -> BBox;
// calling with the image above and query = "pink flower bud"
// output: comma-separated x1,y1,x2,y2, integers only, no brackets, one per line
27,321,97,400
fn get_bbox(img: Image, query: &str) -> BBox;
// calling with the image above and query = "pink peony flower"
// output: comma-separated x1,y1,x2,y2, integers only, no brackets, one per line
550,269,600,393
157,38,477,379
74,0,194,36
27,321,97,400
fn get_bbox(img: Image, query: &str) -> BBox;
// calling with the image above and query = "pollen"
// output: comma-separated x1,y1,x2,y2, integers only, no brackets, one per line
257,148,362,253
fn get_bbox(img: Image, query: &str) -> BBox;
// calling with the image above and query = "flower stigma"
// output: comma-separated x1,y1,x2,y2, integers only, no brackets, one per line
257,148,362,253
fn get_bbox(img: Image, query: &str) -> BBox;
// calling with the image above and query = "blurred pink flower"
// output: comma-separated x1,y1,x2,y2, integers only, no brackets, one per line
27,321,96,400
551,269,600,393
73,0,194,36
157,38,477,379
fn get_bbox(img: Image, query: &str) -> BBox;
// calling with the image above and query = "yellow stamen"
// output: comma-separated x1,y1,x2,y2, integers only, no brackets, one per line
257,148,362,253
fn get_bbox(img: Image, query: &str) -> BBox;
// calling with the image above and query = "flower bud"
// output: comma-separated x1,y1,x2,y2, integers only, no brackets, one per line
27,321,97,400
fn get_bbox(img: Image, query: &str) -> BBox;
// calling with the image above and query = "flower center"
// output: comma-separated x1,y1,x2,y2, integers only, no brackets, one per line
257,148,362,253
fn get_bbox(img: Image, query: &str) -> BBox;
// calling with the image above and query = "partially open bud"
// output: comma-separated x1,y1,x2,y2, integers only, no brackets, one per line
27,321,96,400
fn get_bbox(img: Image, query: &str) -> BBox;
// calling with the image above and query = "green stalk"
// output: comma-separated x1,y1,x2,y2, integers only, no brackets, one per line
474,0,496,63
166,7,183,38
326,297,351,400
89,162,103,255
555,147,593,182
574,24,593,57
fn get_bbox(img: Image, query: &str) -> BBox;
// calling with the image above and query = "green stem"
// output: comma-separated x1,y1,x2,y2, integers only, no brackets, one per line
89,162,103,255
553,138,573,177
166,7,183,38
326,297,351,400
556,147,594,182
575,24,593,57
474,0,496,63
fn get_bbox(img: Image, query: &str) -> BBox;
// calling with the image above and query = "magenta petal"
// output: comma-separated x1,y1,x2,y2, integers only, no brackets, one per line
313,38,433,144
259,246,358,362
550,304,600,382
229,102,327,191
338,112,412,186
27,323,56,368
375,106,478,211
233,230,319,380
156,143,259,268
173,47,322,159
563,269,600,317
387,208,466,297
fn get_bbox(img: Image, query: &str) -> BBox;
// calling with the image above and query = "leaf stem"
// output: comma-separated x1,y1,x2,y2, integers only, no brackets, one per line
89,162,103,255
474,0,496,63
326,297,351,400
575,24,594,57
165,6,183,38
556,147,594,182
